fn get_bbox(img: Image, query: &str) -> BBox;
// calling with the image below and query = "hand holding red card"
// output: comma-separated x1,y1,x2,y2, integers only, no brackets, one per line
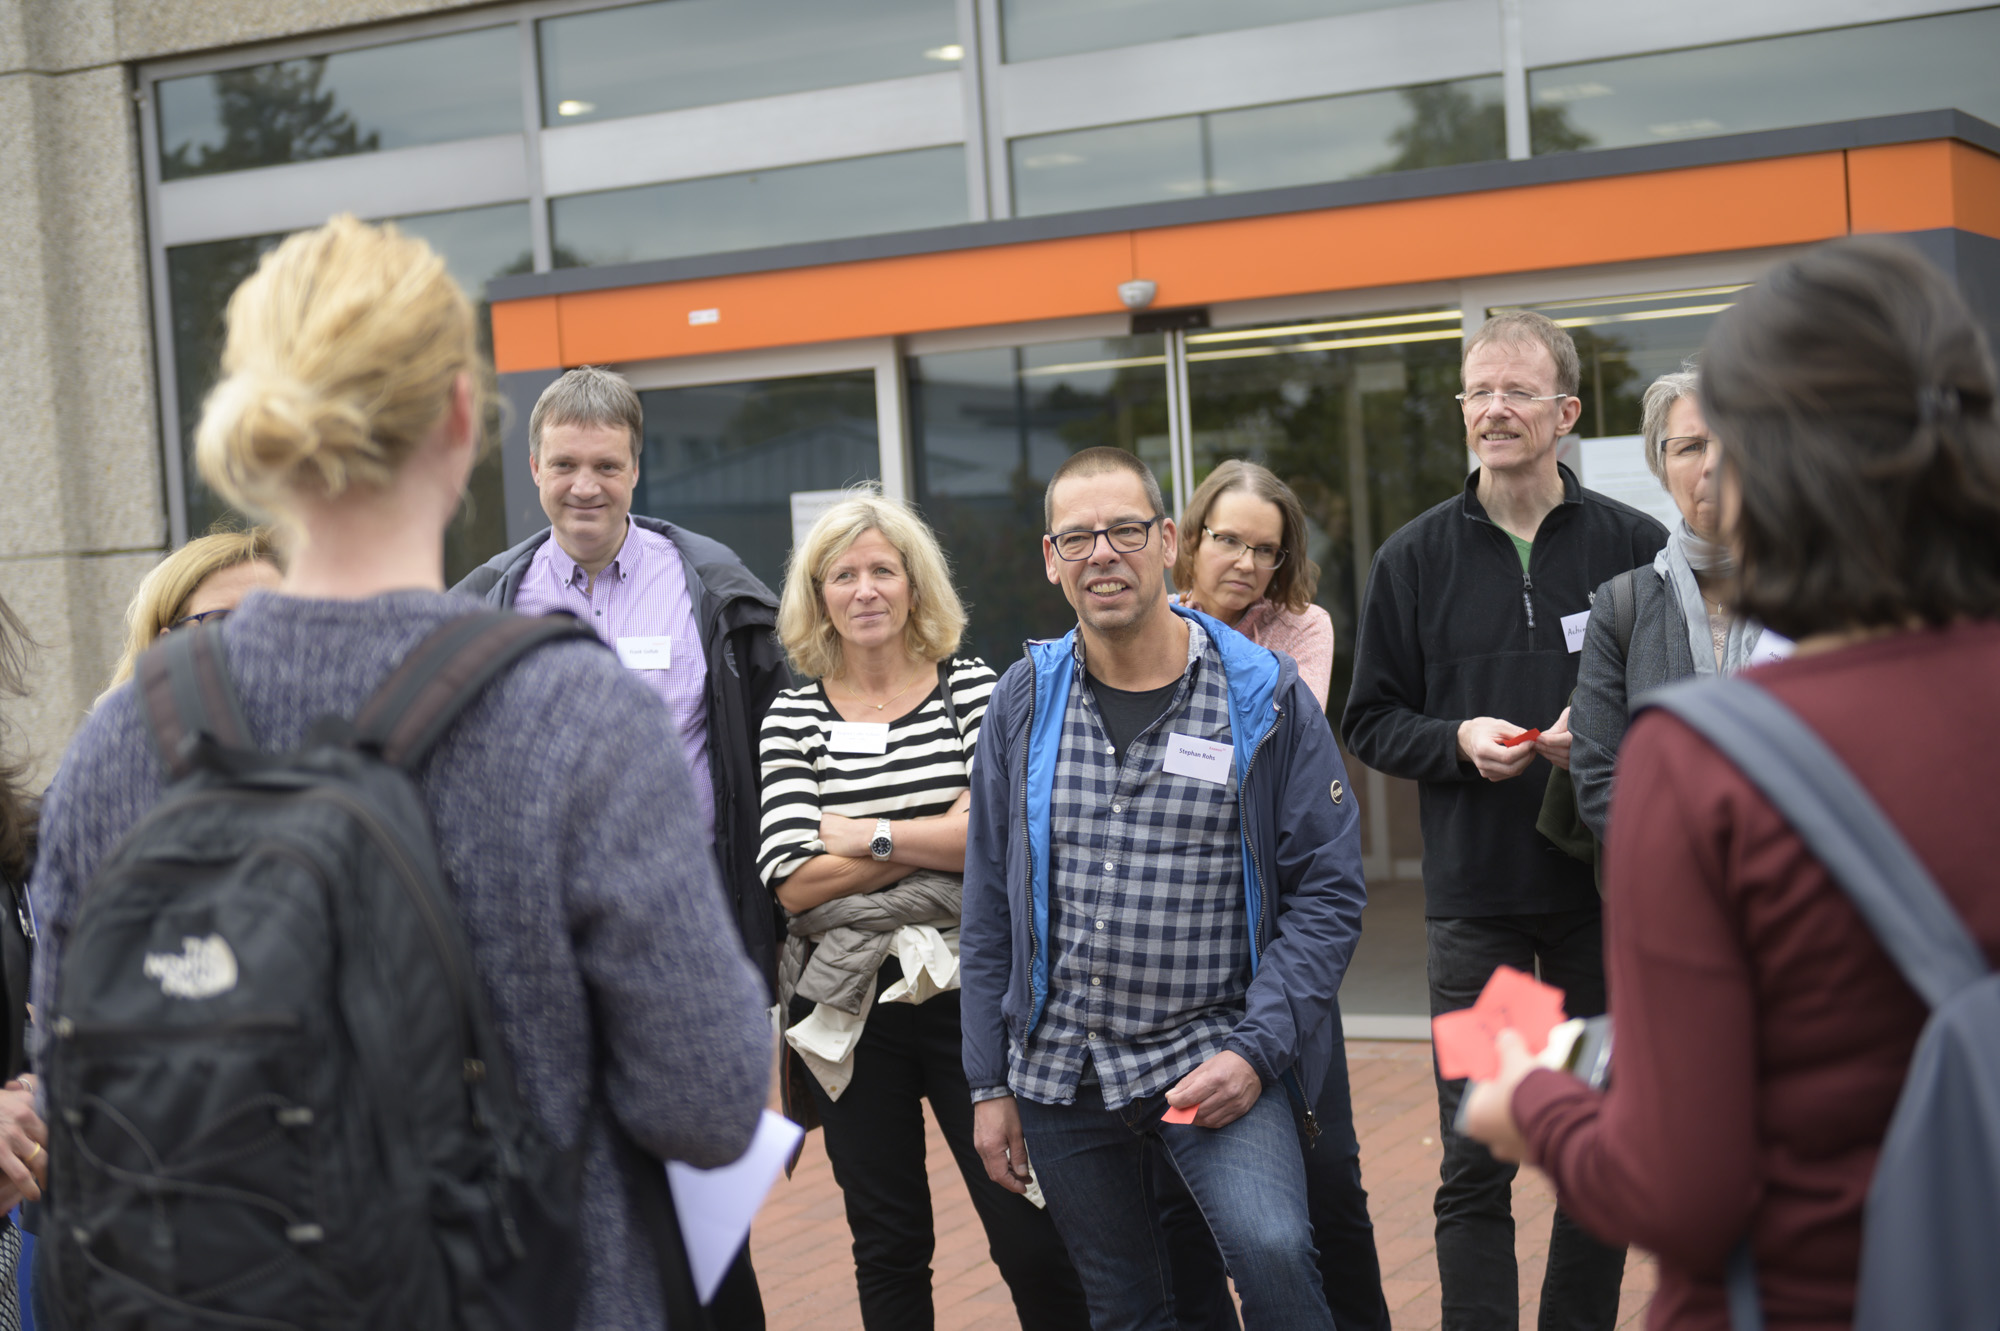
1432,965,1567,1081
1497,728,1541,748
1160,1104,1199,1125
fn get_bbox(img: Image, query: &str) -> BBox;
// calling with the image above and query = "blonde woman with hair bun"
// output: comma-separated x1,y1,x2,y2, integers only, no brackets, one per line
758,488,1090,1329
101,525,282,696
29,215,771,1329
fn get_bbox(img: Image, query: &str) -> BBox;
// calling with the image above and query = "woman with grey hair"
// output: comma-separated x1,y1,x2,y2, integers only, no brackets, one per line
1567,366,1785,841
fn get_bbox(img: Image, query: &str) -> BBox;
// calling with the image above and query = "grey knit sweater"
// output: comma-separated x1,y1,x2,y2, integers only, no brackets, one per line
29,589,770,1330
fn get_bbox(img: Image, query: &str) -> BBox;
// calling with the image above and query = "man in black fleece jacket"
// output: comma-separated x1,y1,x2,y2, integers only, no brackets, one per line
1342,312,1665,1331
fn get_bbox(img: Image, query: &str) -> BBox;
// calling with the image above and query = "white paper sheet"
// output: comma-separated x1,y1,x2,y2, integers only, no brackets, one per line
667,1109,806,1303
789,489,849,554
1578,434,1681,532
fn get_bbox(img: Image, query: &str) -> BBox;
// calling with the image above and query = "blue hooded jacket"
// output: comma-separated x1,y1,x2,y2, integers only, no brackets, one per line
959,603,1367,1119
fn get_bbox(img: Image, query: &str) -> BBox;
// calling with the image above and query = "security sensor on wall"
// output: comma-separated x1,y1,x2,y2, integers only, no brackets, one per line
1117,280,1157,311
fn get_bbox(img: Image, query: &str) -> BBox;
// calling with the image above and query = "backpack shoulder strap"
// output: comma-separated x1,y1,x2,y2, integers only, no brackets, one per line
353,612,603,771
936,659,961,737
1641,677,1989,1009
136,622,255,781
1609,569,1638,659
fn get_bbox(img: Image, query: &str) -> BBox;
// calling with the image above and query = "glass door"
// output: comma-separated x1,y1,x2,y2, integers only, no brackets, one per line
632,370,883,596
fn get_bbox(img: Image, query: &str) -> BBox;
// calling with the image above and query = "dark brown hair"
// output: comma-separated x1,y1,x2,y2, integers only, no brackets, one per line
1701,236,2000,640
1044,446,1166,530
0,595,36,887
1172,459,1321,614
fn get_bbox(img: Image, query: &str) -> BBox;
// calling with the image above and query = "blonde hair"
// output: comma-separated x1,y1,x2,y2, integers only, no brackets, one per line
193,214,487,518
777,489,966,680
104,527,281,693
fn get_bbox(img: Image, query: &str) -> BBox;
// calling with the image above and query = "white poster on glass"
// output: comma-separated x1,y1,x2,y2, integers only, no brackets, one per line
789,489,848,554
1579,434,1680,532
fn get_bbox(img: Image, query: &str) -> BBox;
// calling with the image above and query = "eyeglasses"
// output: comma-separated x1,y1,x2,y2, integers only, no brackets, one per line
169,608,231,631
1202,527,1286,570
1661,435,1714,460
1455,390,1572,411
1047,517,1159,561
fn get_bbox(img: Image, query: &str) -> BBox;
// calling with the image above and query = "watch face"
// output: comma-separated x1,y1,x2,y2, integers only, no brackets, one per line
870,836,893,859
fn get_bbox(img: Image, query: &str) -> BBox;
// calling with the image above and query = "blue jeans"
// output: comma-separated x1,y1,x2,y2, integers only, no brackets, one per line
1016,1079,1334,1331
1155,1002,1390,1330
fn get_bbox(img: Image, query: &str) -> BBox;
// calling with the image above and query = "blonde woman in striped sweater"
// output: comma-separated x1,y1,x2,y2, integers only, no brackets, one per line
759,491,1087,1331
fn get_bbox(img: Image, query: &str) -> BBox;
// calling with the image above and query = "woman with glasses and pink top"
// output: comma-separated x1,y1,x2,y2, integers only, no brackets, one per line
1173,459,1336,711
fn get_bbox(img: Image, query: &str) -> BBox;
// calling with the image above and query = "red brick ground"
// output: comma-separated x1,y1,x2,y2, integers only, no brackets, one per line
752,1040,1655,1329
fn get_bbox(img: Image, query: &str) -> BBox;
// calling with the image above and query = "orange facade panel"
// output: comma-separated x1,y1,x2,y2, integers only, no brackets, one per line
1134,153,1850,308
491,141,1988,372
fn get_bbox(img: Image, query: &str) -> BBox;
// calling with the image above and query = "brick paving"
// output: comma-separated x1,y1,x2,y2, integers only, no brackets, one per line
752,1040,1655,1329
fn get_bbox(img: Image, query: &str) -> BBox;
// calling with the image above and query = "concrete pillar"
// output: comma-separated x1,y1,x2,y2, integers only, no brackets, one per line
0,0,163,785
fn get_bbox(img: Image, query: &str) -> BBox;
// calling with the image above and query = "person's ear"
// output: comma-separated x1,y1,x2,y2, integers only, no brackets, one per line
1160,516,1179,569
1557,393,1583,437
1043,536,1060,585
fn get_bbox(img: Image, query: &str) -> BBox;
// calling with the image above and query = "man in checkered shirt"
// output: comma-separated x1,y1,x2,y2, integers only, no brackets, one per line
959,448,1368,1329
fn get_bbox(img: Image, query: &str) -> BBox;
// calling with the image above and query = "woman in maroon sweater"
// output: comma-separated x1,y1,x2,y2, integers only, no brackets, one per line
1461,236,2000,1329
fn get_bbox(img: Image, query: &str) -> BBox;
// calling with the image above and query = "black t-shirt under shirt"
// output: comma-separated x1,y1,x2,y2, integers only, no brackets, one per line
1086,672,1180,765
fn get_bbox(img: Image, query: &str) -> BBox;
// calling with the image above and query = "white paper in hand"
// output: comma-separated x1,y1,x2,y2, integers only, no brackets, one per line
666,1110,805,1302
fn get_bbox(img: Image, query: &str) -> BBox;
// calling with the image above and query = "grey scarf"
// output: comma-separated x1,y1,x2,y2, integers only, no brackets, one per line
1655,520,1760,676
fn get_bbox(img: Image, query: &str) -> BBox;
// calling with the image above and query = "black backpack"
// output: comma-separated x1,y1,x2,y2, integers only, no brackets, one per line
44,611,595,1330
1648,677,2000,1331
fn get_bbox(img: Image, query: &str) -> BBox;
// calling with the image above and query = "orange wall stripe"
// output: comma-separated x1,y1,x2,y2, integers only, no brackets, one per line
553,233,1133,369
1948,140,2000,241
1135,153,1846,309
491,146,1982,372
490,296,561,375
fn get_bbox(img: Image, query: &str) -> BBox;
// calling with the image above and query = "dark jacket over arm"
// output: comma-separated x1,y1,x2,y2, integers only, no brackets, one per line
1570,566,1697,842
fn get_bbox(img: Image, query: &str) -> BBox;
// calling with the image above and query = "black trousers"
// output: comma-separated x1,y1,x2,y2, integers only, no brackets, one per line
1426,909,1627,1331
806,991,1091,1331
1152,1002,1392,1331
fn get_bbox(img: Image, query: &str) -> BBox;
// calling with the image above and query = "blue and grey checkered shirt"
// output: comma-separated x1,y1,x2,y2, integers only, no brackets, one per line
1009,620,1250,1109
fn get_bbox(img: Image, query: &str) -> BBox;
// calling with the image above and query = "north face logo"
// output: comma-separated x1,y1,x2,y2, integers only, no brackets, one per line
143,935,239,1000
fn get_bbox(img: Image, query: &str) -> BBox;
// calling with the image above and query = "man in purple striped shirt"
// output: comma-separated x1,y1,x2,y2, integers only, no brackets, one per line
454,367,790,1326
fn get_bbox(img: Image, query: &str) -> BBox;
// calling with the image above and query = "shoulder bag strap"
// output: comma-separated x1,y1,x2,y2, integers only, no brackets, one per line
1641,675,1989,1331
1643,677,1986,1007
936,660,971,776
1610,569,1638,660
136,621,255,781
352,612,603,771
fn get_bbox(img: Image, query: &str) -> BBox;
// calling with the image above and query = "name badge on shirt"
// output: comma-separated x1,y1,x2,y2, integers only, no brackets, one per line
826,721,890,755
1747,629,1796,666
615,635,673,671
1163,732,1233,784
1560,609,1591,654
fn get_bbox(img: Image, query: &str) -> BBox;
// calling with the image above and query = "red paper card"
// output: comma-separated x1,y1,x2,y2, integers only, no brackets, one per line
1431,965,1568,1081
1497,728,1541,748
1161,1104,1199,1125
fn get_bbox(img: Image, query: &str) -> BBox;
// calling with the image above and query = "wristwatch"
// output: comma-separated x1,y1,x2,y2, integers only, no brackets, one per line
869,817,894,862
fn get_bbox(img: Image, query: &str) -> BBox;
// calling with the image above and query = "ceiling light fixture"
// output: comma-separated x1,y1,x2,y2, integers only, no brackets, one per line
924,44,965,61
556,99,596,117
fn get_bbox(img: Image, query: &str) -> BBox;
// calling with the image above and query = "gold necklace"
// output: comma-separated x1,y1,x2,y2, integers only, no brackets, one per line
833,664,927,712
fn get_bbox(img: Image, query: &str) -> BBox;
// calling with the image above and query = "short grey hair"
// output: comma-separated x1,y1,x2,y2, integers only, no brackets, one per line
1640,366,1702,482
1463,310,1581,398
528,365,642,463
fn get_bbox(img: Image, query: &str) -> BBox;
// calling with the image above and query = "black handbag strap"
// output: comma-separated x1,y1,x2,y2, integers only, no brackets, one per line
352,612,601,771
136,621,254,780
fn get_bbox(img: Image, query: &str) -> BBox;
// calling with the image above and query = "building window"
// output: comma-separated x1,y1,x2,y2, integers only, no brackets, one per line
157,26,520,180
634,373,881,595
538,0,960,126
999,0,1429,63
908,337,1171,664
1009,78,1505,217
551,146,969,267
1529,7,2000,155
166,203,533,580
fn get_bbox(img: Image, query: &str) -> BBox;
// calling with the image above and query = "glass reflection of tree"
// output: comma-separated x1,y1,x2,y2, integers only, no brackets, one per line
164,60,379,180
1371,82,1592,173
